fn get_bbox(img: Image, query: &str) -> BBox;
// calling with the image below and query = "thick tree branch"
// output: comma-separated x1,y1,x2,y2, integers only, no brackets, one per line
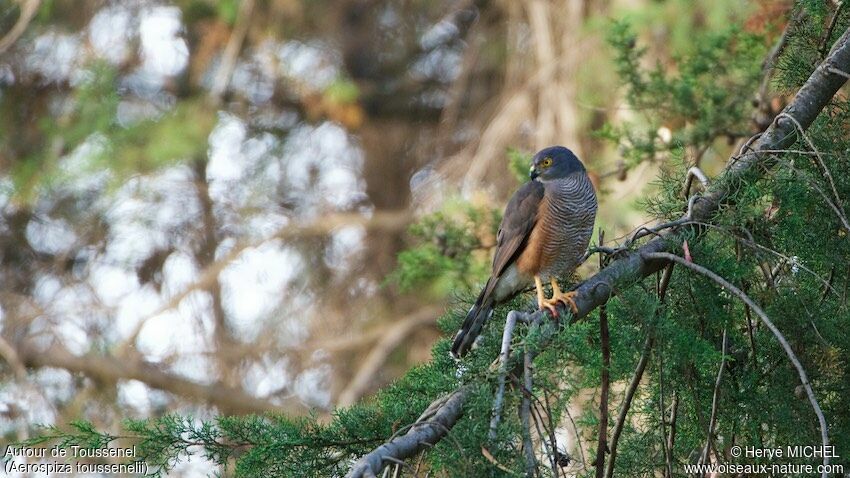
344,26,850,478
344,386,470,478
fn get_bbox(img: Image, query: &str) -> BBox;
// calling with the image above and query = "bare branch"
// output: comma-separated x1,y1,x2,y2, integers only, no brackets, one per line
699,328,728,467
604,336,652,478
533,388,561,478
666,391,679,475
16,342,304,416
594,230,610,478
827,65,850,78
344,386,470,478
521,349,537,477
489,310,525,440
821,2,846,58
657,354,672,478
337,306,443,407
0,0,40,55
0,334,26,379
561,392,589,473
209,0,255,104
118,210,412,353
757,7,805,108
683,166,711,196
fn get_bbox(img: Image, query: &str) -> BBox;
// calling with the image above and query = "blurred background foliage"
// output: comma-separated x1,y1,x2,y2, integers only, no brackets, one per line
1,0,849,476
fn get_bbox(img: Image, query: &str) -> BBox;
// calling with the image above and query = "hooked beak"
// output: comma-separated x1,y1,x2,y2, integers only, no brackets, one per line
529,165,539,180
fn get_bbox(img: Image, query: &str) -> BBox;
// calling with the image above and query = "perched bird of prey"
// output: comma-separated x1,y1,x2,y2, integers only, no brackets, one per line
450,146,597,358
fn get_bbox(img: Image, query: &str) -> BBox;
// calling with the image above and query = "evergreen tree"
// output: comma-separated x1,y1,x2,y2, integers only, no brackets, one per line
5,2,850,477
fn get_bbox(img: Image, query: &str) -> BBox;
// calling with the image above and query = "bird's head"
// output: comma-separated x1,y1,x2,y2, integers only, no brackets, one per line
529,146,585,181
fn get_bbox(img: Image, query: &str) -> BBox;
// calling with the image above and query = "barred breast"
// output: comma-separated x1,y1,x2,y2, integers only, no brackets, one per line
536,173,597,280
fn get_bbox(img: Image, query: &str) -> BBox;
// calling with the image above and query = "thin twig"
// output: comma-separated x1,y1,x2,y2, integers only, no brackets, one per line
614,195,700,253
381,456,415,476
527,395,559,478
413,450,426,477
0,334,26,379
657,352,672,478
758,8,805,103
690,221,840,298
744,300,758,362
338,306,443,407
827,65,850,78
481,446,523,476
730,132,763,167
778,112,850,231
699,329,728,468
0,0,40,55
538,388,562,477
787,159,850,232
642,252,830,477
595,231,610,478
822,2,847,58
736,228,775,290
682,166,711,197
819,266,837,306
604,336,652,478
209,0,255,104
561,396,589,472
666,391,679,472
798,289,831,346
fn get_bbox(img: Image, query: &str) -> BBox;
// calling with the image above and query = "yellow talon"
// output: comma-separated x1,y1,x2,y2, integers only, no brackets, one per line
534,276,579,317
547,289,579,315
548,278,579,314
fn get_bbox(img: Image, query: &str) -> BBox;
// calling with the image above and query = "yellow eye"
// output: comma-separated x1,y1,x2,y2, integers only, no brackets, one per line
541,157,553,168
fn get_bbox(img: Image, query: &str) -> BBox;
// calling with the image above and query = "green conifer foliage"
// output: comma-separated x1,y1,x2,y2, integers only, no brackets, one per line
9,3,850,477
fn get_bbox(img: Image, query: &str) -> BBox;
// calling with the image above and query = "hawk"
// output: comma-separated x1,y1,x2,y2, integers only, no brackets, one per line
450,146,597,358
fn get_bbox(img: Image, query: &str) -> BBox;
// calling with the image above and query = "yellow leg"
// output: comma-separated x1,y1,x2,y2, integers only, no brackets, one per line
550,278,562,296
535,275,559,317
544,277,579,315
534,275,546,309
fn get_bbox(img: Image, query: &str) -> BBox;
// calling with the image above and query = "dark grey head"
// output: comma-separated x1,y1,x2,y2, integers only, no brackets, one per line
529,146,586,181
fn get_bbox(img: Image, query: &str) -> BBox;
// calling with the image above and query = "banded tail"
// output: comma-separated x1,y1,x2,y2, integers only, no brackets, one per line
450,279,496,358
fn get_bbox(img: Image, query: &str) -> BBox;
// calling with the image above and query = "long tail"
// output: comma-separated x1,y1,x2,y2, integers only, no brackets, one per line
450,279,496,358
